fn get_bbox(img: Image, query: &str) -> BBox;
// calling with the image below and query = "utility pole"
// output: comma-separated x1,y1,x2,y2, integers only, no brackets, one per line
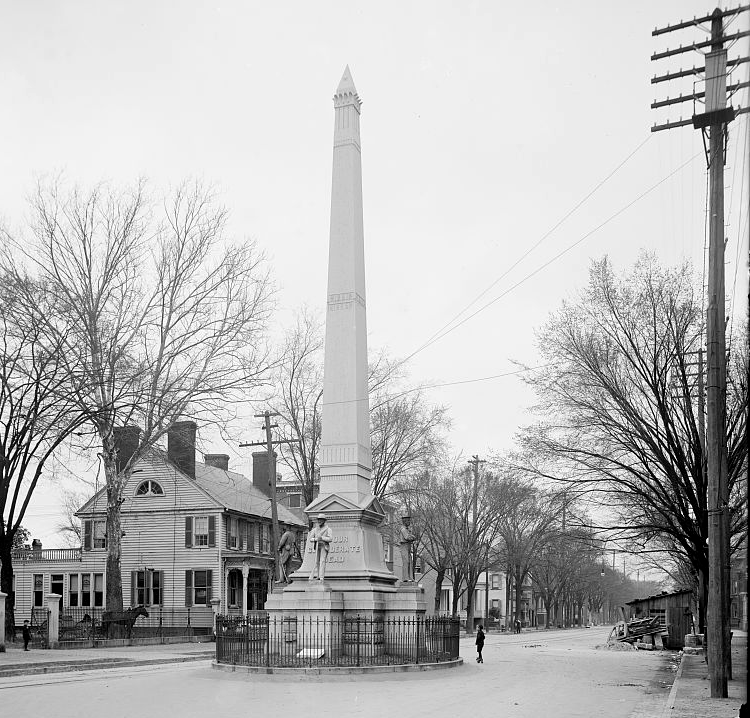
467,454,485,629
651,5,749,698
240,411,298,584
467,454,485,525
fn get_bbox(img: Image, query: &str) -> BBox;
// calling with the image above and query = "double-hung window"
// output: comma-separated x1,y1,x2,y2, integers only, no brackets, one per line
83,519,107,551
227,517,238,549
184,516,216,547
185,569,213,606
33,574,44,607
68,572,104,607
491,573,501,590
131,569,163,606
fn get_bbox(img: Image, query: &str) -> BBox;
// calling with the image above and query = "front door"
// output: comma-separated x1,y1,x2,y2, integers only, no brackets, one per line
247,570,267,610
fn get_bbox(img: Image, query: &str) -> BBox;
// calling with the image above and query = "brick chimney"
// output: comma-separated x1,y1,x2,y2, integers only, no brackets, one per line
113,425,141,474
168,421,197,479
252,451,276,496
204,453,229,471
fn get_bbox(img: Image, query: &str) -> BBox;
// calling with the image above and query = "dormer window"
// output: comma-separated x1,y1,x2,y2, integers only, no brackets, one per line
136,480,164,496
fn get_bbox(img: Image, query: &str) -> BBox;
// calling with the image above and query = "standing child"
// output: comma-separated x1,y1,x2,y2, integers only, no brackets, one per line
475,625,485,663
22,620,31,651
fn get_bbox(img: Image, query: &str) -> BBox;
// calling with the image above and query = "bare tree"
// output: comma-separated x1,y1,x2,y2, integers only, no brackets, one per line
273,317,450,502
273,309,323,508
0,272,92,637
517,254,748,633
494,476,560,628
394,468,459,613
5,179,274,616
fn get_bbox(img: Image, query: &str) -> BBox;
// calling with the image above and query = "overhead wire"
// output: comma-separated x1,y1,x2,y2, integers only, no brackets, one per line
406,134,654,362
405,150,704,361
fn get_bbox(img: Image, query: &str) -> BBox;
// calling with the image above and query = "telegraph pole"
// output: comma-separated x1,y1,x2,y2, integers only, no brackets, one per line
240,411,297,584
467,455,486,525
651,5,749,698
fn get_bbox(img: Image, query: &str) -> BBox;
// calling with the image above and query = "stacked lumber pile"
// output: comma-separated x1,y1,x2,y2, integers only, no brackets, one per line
608,616,667,648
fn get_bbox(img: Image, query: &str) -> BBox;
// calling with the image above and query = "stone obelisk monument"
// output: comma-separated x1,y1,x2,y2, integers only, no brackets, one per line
267,69,426,633
293,66,395,594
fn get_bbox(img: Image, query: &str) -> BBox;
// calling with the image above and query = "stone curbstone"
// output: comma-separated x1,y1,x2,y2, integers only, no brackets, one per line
210,659,464,676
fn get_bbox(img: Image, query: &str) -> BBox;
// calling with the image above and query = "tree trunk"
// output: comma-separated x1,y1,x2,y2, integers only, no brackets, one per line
465,585,474,634
505,571,512,630
433,566,446,613
102,434,125,629
0,539,16,641
451,575,462,618
514,565,523,626
543,595,551,628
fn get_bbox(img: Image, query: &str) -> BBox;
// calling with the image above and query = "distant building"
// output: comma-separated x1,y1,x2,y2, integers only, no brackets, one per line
730,540,748,631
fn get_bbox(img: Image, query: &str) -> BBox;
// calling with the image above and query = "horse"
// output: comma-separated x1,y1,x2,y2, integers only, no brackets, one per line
102,605,149,638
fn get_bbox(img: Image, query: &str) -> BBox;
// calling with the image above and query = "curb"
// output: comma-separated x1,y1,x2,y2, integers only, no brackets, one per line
661,652,686,717
211,658,464,676
0,652,214,679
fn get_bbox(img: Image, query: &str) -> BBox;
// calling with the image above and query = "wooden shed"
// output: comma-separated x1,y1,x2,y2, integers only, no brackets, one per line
625,589,693,649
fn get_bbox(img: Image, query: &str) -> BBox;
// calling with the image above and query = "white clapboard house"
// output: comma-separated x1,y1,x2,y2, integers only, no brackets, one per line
9,422,306,632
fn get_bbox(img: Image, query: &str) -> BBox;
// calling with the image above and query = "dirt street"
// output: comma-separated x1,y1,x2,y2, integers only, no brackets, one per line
1,627,676,718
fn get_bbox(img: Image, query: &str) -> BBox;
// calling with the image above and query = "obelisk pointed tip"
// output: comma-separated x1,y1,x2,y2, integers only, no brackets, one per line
336,65,357,95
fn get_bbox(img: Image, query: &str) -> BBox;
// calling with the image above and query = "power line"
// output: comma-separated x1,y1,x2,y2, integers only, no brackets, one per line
408,134,654,361
403,151,703,362
321,363,556,409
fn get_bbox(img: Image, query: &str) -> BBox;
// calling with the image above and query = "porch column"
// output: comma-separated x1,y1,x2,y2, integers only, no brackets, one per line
241,564,249,615
224,566,231,614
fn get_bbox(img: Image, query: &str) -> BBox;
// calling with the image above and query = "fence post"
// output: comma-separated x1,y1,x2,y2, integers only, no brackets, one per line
159,607,164,644
415,616,421,664
356,615,361,667
46,594,61,648
0,591,6,651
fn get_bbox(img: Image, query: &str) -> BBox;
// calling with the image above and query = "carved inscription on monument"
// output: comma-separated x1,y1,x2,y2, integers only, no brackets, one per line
306,535,361,563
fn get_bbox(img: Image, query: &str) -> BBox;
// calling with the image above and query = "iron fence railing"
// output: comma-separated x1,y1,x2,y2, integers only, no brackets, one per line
215,613,460,668
29,607,49,648
55,606,210,642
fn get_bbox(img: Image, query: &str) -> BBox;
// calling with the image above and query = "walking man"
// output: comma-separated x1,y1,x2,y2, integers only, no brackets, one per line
475,624,485,663
22,620,31,651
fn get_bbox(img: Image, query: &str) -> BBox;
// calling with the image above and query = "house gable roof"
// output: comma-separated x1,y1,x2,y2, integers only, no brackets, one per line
76,448,306,528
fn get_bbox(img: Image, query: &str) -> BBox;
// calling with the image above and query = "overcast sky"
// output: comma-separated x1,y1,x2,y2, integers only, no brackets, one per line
2,1,748,547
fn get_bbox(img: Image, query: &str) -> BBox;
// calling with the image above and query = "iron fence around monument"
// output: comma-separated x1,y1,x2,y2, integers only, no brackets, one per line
215,613,460,668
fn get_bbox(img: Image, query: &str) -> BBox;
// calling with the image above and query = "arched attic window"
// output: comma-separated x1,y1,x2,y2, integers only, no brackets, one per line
135,480,164,496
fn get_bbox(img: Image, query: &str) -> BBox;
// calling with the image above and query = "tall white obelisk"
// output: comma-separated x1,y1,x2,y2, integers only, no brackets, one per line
317,66,373,504
267,67,423,637
294,67,395,589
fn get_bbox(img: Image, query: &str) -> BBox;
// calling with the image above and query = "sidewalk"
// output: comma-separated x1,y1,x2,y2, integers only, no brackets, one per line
662,631,747,718
0,639,214,678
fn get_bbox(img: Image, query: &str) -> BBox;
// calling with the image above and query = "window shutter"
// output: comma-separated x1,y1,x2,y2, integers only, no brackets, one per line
207,570,213,601
240,521,247,551
208,516,216,547
159,571,165,606
185,517,193,548
185,570,193,607
131,571,137,607
83,520,92,551
226,517,232,549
